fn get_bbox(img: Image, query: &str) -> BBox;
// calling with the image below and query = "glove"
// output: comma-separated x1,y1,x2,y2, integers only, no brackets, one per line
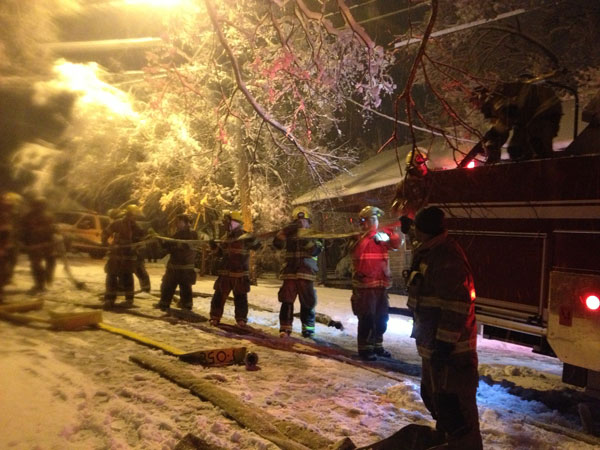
373,232,390,244
431,340,455,361
399,216,413,234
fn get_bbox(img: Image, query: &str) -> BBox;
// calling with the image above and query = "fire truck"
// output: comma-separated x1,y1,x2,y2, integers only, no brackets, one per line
424,142,600,395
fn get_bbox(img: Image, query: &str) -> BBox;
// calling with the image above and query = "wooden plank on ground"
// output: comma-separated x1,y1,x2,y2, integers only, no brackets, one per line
130,352,333,450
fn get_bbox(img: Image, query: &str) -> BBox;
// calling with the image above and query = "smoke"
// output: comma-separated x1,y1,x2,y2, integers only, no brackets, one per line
3,59,139,207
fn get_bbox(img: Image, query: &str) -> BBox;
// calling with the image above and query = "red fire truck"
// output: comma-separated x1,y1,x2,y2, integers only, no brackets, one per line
424,151,600,395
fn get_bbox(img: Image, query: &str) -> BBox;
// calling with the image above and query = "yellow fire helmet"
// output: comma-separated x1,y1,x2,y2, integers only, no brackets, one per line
224,210,243,224
124,204,143,218
359,206,384,220
292,206,311,221
405,148,428,167
1,192,23,207
107,208,121,220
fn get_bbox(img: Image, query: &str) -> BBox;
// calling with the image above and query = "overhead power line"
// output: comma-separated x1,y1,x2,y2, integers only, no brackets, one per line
345,97,478,145
394,8,532,48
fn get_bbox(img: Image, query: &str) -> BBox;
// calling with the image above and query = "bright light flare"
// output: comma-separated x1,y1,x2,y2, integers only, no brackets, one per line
466,161,476,168
387,316,413,336
585,295,600,311
46,60,137,118
124,0,186,6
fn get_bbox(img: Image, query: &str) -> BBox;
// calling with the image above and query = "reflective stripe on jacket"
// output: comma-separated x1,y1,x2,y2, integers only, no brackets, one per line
215,228,259,278
165,228,198,270
274,228,322,281
351,229,400,288
407,231,477,359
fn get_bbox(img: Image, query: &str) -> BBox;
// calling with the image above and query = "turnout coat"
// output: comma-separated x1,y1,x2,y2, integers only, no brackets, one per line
406,231,478,360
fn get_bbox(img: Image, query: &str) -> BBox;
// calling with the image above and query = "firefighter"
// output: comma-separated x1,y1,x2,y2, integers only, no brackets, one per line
349,206,400,360
391,149,432,244
405,206,482,450
209,210,260,326
134,239,152,293
19,197,57,294
473,79,562,163
0,194,17,301
102,204,145,308
0,192,23,290
108,207,151,293
273,206,323,338
154,213,198,311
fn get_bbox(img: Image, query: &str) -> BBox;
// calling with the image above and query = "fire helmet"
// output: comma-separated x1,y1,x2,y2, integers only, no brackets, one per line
107,208,122,220
292,206,311,221
405,149,428,167
1,192,23,207
359,206,384,221
124,204,143,218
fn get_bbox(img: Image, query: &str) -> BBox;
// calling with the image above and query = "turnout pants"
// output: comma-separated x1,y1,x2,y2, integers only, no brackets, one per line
105,272,134,305
351,288,389,355
421,355,482,450
135,258,151,292
29,252,56,291
278,279,317,335
158,270,193,310
210,275,250,324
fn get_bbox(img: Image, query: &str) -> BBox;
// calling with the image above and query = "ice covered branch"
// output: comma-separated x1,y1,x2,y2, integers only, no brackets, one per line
204,0,312,158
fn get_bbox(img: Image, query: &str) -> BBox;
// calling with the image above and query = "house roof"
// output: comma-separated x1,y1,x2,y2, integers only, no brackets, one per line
292,138,470,205
293,99,581,206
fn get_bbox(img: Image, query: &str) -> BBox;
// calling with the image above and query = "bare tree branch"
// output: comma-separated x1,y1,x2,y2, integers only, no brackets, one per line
336,0,375,49
204,0,312,157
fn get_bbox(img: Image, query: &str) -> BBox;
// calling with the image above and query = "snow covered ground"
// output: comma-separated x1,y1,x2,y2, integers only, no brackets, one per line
1,255,599,449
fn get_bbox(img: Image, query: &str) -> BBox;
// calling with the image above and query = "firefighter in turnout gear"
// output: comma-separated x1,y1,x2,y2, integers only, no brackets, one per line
154,214,198,311
128,205,151,293
102,204,145,308
472,79,562,163
108,207,151,293
0,193,20,301
391,149,432,246
209,210,260,326
273,206,323,338
1,192,23,287
349,206,400,360
406,207,482,450
19,197,57,294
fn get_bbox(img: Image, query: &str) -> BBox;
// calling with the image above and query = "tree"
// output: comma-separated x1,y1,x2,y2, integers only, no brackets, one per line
131,0,395,230
382,0,600,165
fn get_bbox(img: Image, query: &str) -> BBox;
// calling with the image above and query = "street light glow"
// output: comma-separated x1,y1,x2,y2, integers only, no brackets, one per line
124,0,186,6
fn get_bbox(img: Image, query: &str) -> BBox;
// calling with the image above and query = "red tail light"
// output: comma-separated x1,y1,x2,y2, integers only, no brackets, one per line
585,295,600,311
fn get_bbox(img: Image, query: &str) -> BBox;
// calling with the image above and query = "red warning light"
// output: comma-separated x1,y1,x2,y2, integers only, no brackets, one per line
585,295,600,311
466,161,476,169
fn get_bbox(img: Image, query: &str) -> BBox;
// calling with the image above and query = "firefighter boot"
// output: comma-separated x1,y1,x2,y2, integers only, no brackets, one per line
358,350,377,361
374,347,392,358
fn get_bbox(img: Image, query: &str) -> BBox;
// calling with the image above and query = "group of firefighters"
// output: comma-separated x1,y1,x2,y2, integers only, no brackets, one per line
0,154,481,448
95,167,480,447
2,76,573,449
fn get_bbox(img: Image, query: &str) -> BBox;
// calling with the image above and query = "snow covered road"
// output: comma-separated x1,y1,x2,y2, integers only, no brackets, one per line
1,256,598,449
